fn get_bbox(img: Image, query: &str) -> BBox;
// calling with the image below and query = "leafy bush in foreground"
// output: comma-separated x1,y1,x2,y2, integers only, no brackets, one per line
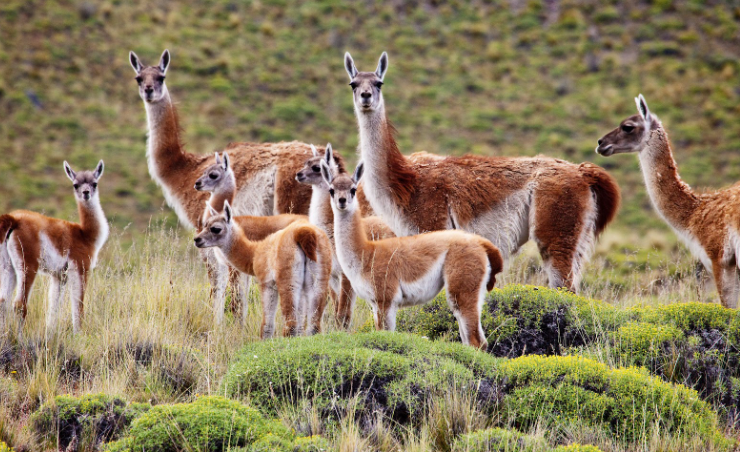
451,427,544,451
104,396,295,452
30,393,149,451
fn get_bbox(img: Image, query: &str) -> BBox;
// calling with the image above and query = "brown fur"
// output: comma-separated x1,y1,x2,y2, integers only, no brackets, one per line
578,163,621,235
195,213,332,337
0,215,18,244
597,102,740,308
327,170,503,349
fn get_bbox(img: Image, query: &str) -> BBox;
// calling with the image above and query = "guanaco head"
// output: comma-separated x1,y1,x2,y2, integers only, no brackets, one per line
344,52,388,113
194,200,234,249
295,144,341,186
321,160,364,213
129,49,170,103
596,94,659,156
64,160,104,203
195,152,232,192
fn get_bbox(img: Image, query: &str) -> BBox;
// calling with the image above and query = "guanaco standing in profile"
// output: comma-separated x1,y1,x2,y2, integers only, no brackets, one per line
322,160,503,349
195,152,306,321
295,143,395,328
0,161,108,332
194,201,331,337
597,94,740,308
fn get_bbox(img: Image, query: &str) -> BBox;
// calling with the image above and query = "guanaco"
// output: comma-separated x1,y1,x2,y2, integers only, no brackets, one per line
0,161,108,332
194,201,332,337
322,160,503,349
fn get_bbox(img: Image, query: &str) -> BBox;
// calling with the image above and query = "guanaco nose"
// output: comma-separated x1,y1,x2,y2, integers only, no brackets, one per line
597,139,603,145
194,180,202,189
82,190,90,197
144,85,153,94
338,197,347,204
360,91,371,99
194,237,203,247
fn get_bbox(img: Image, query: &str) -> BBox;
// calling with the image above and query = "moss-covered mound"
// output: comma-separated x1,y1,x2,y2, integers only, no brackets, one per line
222,332,500,426
499,355,730,447
398,285,622,357
105,396,301,452
29,393,150,451
451,427,545,451
243,434,332,452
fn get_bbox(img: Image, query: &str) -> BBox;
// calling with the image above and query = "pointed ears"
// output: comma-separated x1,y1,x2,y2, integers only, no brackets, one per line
375,52,389,81
223,200,233,223
222,153,230,171
344,52,358,80
129,51,142,73
64,161,76,182
320,160,334,186
352,161,364,184
324,143,333,163
635,93,651,128
93,160,104,180
206,201,218,217
159,49,171,73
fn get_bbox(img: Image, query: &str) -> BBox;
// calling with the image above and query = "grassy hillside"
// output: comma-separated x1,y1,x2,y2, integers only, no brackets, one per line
1,0,739,235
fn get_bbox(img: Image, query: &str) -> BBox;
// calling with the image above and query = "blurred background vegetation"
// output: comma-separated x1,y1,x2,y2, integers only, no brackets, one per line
1,0,739,237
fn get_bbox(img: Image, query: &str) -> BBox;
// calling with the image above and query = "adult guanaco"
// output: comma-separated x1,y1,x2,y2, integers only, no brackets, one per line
0,161,108,332
322,160,503,349
597,94,740,308
344,52,620,291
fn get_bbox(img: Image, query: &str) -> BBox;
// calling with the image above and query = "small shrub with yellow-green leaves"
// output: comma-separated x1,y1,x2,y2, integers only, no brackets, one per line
551,445,603,452
610,322,684,365
222,332,500,428
29,393,150,451
0,441,14,452
498,355,731,448
104,396,293,452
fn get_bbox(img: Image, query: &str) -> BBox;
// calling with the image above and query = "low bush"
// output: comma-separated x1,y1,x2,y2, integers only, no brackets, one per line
551,445,603,452
29,393,149,451
222,332,501,427
451,427,544,451
0,441,13,452
499,355,730,448
104,396,293,452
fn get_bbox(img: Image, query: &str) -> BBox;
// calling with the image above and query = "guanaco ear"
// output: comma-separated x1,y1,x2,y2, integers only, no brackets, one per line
352,161,365,184
129,51,142,73
320,160,334,186
206,201,218,217
93,160,104,180
223,200,233,224
214,152,221,165
635,94,651,129
310,144,318,157
63,161,76,182
159,49,171,74
324,143,333,164
222,153,230,171
344,52,358,80
375,52,389,81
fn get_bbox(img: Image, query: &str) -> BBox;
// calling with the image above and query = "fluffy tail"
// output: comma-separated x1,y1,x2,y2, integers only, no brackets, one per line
294,225,319,262
579,163,621,236
481,240,504,291
0,215,17,244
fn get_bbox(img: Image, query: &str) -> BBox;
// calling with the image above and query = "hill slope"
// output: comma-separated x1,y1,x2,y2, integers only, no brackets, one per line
1,0,739,233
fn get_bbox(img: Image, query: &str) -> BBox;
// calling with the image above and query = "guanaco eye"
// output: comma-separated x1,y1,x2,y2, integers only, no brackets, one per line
350,188,356,196
209,173,218,180
375,81,383,89
349,82,358,90
157,76,165,82
92,183,98,188
311,166,320,172
73,184,79,189
135,76,143,84
210,227,222,234
329,188,335,197
621,124,635,133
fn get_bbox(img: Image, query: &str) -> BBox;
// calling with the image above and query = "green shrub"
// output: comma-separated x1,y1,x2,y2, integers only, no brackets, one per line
29,393,149,450
499,355,730,447
610,322,684,365
551,445,603,452
222,332,500,426
398,285,623,357
105,396,291,452
0,441,14,452
244,434,333,452
451,427,544,451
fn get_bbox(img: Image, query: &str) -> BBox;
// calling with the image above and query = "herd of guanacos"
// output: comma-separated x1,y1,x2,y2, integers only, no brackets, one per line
0,50,737,349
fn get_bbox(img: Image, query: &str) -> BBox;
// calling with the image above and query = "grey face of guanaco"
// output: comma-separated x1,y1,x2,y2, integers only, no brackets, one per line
195,153,231,192
64,160,104,202
596,94,655,157
321,160,364,212
295,144,337,186
129,49,170,103
194,201,234,249
344,52,388,113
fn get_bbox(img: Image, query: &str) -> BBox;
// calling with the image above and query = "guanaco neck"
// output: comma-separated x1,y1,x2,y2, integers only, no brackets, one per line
143,86,191,189
77,195,109,265
204,173,236,224
638,124,699,230
333,205,371,271
355,98,417,208
222,226,257,276
309,184,334,239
